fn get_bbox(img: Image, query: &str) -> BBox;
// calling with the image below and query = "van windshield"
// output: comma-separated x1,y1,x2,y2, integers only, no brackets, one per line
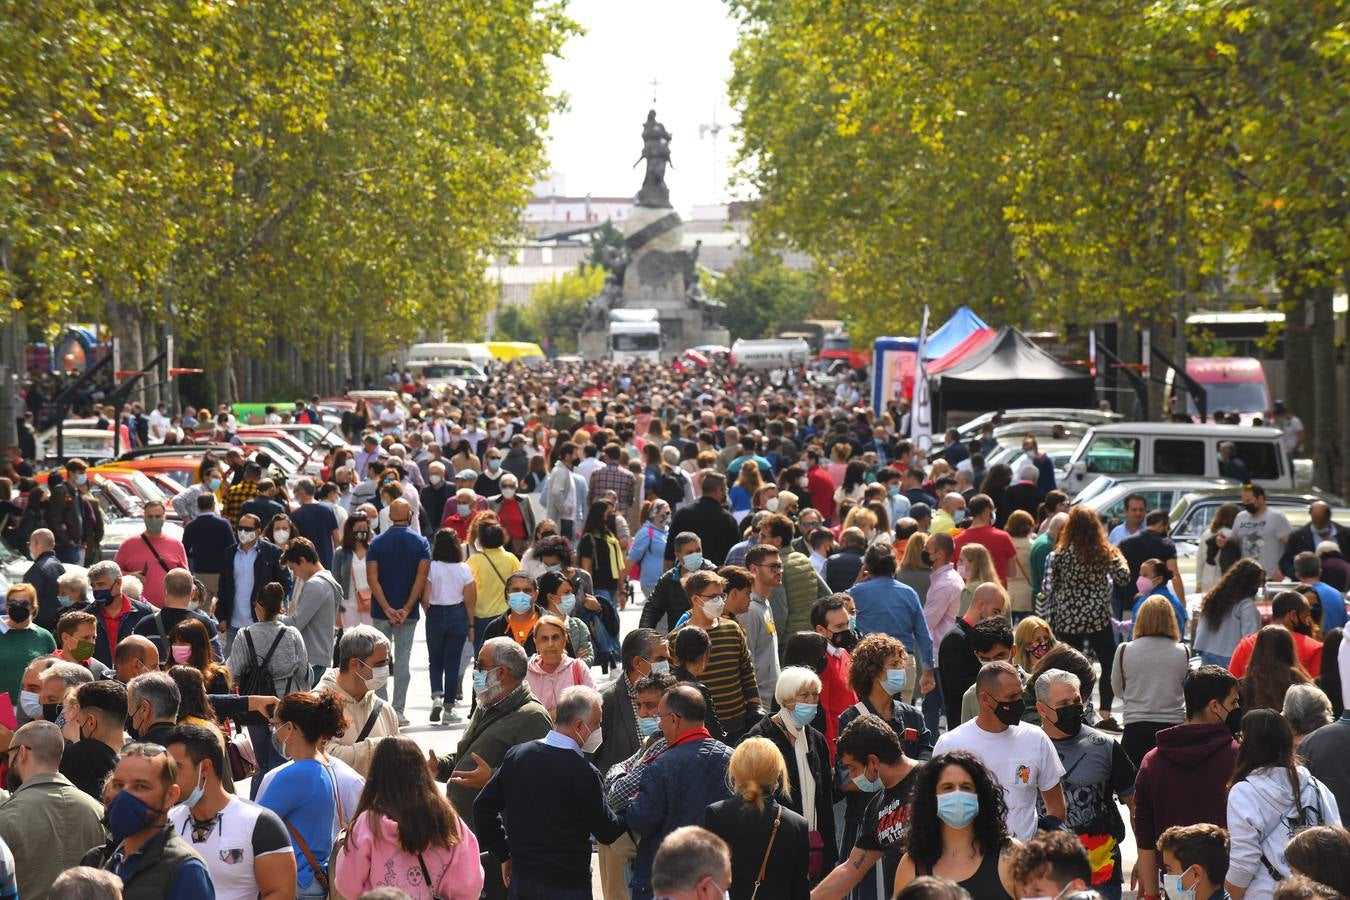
1185,381,1269,414
613,334,660,351
422,364,476,378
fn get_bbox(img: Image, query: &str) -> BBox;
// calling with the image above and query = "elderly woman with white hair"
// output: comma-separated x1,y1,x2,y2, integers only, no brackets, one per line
1284,682,1334,745
742,665,838,883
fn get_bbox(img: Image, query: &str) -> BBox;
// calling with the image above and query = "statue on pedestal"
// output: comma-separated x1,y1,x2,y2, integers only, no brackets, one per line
633,110,673,208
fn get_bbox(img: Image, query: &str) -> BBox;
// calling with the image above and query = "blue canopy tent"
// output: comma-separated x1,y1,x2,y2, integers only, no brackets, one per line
922,306,989,360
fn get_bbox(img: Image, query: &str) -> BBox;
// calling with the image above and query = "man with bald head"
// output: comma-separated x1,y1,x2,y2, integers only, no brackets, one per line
1281,499,1350,580
366,497,430,725
22,528,65,632
937,581,1010,731
114,634,160,684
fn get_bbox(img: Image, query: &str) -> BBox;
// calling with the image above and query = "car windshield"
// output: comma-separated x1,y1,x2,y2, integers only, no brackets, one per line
96,477,144,517
1185,381,1269,415
422,364,476,378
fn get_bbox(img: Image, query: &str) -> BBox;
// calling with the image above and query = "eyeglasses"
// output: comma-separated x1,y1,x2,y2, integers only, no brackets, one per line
120,741,168,757
757,563,784,572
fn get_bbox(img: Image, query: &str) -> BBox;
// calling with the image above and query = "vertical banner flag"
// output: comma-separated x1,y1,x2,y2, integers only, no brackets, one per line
910,305,933,451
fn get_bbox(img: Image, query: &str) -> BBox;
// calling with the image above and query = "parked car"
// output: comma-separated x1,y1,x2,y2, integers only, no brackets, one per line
1168,489,1347,557
954,407,1124,441
1071,477,1241,532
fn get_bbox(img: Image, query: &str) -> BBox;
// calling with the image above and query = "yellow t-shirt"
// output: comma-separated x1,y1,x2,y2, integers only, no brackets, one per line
468,548,521,618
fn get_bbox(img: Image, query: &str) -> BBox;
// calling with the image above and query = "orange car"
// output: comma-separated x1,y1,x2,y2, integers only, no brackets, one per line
111,456,215,490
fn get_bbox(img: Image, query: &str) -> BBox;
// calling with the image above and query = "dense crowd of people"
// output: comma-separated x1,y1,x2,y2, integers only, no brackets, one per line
0,355,1348,900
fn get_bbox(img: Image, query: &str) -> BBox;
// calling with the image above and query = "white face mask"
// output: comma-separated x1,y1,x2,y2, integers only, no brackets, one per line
765,497,780,512
1162,868,1197,900
580,722,604,754
360,661,390,692
702,596,726,619
237,529,257,545
501,487,516,499
272,529,291,544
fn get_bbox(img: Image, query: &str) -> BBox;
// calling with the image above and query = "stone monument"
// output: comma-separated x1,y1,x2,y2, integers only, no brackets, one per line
578,110,730,360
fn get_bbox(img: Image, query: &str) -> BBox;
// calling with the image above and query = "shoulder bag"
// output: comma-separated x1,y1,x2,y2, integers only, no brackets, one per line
749,804,783,900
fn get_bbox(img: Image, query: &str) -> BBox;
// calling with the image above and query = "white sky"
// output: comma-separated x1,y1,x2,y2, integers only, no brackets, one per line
542,0,743,209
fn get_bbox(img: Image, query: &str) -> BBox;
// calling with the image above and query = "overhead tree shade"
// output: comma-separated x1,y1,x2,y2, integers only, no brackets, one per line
932,327,1096,418
923,306,990,360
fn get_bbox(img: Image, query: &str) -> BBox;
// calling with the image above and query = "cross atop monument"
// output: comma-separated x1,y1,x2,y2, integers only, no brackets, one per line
649,76,661,105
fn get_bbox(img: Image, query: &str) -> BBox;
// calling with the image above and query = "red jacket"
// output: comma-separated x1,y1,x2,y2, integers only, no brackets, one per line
806,467,837,523
820,648,857,762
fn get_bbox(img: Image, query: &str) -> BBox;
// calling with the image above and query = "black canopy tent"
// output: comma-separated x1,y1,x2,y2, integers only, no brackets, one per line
930,326,1096,423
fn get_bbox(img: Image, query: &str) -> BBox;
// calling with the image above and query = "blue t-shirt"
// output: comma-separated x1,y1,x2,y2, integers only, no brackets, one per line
365,525,431,619
1133,587,1188,636
848,577,934,668
1313,581,1347,632
257,758,336,888
291,502,339,568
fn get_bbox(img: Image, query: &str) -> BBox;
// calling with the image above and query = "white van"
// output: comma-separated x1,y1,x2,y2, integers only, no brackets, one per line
729,338,811,370
1061,423,1299,494
406,342,492,369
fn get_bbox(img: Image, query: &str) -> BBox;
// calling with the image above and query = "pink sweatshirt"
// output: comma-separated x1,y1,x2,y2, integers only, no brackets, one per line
332,812,484,900
525,654,595,719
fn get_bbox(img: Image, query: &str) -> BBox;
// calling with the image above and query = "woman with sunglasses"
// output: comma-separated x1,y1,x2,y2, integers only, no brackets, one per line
332,514,373,628
257,691,349,899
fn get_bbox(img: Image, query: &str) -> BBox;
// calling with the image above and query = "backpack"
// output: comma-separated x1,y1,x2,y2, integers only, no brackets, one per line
239,628,288,700
658,469,685,506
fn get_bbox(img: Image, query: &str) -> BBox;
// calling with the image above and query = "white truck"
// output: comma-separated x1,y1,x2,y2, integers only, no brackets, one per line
609,309,662,364
729,337,811,370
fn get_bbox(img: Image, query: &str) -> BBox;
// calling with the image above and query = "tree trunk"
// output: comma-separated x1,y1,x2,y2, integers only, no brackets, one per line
1310,284,1339,491
105,291,143,413
1281,274,1314,441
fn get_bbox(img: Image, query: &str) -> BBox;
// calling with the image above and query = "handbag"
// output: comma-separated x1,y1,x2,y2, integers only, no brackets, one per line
749,805,782,900
226,728,257,781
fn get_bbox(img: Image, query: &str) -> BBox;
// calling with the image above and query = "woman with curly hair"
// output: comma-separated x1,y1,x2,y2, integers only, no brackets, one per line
893,750,1019,899
1194,556,1264,668
1043,505,1131,730
834,635,934,898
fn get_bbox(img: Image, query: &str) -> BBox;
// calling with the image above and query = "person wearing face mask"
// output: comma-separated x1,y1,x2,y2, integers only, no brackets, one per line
21,527,65,632
665,472,740,569
419,459,455,532
0,721,115,900
474,684,625,899
365,498,431,726
1131,665,1242,900
629,498,672,597
810,595,860,753
891,750,1018,899
1033,669,1136,899
537,569,592,664
315,625,400,777
475,448,508,499
741,666,837,886
623,684,734,900
255,691,348,898
1009,829,1095,900
166,723,297,900
171,460,223,522
59,678,127,800
332,513,374,630
488,472,535,557
51,610,112,679
113,501,189,609
933,661,1067,842
678,570,761,743
641,532,716,632
1154,824,1232,900
211,512,291,657
814,714,923,900
0,583,55,706
132,568,223,663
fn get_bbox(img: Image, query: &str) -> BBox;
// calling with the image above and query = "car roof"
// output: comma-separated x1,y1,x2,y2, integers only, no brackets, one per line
1084,422,1284,438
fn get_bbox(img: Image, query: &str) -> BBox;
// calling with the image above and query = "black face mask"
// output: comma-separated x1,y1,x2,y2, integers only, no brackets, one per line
993,698,1026,726
41,703,61,723
920,550,933,567
5,602,30,624
829,629,859,652
1225,705,1244,737
1050,703,1084,737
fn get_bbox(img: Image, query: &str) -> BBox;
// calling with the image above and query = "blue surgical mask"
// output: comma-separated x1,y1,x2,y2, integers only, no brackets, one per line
545,564,563,574
637,716,661,738
1162,870,1197,900
507,591,533,614
681,551,703,572
935,790,980,829
887,484,900,497
208,477,222,492
18,690,41,720
790,703,818,727
852,766,884,793
559,594,576,615
650,659,670,676
456,503,472,517
848,614,858,632
179,766,205,810
882,668,907,695
57,594,74,609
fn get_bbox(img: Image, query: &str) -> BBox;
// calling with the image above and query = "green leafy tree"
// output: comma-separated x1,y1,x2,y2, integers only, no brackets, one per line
525,264,607,353
710,253,827,340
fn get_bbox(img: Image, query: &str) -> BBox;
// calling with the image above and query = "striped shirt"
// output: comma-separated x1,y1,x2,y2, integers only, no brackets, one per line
670,618,759,728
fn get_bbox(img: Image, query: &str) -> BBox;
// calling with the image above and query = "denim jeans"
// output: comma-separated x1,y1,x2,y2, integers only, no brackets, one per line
1199,650,1231,668
371,616,417,714
922,670,944,735
426,604,469,699
472,615,497,657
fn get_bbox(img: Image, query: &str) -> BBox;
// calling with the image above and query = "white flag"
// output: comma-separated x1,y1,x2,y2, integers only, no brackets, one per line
910,306,933,451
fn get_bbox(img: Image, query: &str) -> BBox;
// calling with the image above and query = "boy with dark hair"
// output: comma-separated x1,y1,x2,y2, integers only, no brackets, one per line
1011,830,1093,898
956,616,1017,725
1157,823,1230,900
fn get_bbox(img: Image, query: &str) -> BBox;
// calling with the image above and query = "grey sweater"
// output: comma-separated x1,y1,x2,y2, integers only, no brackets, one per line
1110,636,1189,725
1194,596,1261,659
282,570,340,670
226,619,312,696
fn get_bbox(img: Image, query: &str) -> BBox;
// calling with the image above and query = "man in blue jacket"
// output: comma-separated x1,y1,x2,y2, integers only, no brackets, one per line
624,684,733,900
